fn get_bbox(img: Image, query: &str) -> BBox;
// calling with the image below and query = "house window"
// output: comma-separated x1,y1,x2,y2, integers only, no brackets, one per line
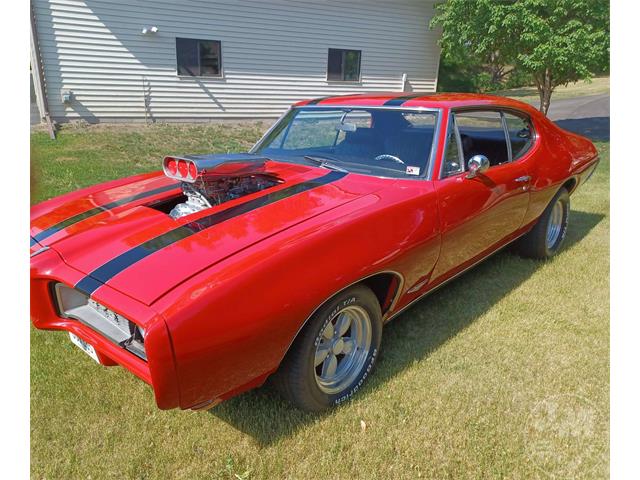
327,49,361,82
176,38,221,77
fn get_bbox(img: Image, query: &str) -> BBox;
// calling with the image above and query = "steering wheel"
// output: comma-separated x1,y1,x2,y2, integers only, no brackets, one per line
374,154,405,165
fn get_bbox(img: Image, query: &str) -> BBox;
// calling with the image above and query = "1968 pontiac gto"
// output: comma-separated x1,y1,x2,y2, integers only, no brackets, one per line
30,93,598,412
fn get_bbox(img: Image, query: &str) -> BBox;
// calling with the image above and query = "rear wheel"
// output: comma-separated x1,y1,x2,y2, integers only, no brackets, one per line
274,285,382,412
516,187,570,259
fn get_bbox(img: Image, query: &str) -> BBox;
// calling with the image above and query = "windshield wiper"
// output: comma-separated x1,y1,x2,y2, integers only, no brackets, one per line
303,155,349,173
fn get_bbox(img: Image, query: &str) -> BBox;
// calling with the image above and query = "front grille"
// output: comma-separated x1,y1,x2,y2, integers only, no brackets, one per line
53,282,147,360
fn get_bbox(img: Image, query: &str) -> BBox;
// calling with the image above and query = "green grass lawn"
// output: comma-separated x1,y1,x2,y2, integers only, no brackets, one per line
31,126,609,479
496,76,610,105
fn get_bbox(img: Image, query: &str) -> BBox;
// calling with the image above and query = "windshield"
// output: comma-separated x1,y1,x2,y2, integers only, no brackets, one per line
252,107,439,179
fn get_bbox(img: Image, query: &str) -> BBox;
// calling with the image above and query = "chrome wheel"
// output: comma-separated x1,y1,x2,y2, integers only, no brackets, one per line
546,200,564,249
314,305,372,394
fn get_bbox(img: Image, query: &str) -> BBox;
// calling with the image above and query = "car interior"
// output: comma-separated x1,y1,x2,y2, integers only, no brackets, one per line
333,111,434,170
458,130,510,168
442,110,534,175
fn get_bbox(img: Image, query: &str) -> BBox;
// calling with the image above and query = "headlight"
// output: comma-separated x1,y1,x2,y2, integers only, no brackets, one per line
53,283,147,360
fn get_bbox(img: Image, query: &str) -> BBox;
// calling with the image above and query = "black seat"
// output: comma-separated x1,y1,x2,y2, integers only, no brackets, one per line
459,133,509,167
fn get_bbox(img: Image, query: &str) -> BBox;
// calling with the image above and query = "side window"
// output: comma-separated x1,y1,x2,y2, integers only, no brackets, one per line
455,111,510,167
503,112,534,160
281,110,343,149
442,120,462,177
343,110,372,129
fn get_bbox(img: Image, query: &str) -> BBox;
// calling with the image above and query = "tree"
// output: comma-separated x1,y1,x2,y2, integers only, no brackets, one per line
431,0,610,114
506,0,609,114
432,0,517,92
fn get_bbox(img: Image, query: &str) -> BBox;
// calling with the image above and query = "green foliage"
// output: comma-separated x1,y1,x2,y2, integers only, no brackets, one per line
503,69,533,90
432,0,518,91
507,0,609,112
432,0,610,113
437,55,509,93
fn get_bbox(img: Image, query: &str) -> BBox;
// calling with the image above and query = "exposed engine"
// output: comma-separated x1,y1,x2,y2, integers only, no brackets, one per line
161,153,282,219
169,174,281,219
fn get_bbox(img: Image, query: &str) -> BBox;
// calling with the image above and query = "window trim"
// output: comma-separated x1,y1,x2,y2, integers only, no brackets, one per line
326,48,362,83
439,107,538,179
176,37,223,78
440,114,465,178
501,110,536,161
501,112,513,163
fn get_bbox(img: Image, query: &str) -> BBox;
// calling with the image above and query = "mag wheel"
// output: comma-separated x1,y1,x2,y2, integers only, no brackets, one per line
314,305,372,395
274,285,382,412
516,187,570,259
545,200,565,249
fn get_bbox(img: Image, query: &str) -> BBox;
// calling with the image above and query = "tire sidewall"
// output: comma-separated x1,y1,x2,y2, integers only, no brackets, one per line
544,189,570,256
305,287,382,409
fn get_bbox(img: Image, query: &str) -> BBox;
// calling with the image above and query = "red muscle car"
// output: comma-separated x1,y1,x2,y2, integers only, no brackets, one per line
30,93,599,412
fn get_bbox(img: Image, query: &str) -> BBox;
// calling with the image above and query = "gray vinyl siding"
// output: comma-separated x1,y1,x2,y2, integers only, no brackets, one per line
33,0,441,122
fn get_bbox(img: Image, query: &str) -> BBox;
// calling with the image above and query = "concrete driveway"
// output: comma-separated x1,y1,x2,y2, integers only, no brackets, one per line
545,93,609,141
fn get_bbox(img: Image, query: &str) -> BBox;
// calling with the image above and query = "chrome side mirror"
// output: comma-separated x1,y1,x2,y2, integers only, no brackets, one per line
466,155,490,179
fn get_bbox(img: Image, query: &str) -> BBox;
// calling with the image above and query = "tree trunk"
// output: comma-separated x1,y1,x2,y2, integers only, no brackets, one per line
535,68,554,115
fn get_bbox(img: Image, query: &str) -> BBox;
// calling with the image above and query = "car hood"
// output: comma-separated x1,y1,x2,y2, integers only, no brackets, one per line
31,160,379,305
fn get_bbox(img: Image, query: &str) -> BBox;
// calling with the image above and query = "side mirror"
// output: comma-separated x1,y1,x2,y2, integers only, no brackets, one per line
466,155,490,179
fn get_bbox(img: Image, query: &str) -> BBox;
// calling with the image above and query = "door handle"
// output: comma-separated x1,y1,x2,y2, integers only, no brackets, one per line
515,175,531,183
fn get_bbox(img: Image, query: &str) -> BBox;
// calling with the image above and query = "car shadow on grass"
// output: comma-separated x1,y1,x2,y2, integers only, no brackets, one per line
208,210,605,446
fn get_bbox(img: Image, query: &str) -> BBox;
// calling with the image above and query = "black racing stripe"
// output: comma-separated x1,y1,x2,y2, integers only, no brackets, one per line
383,94,426,106
32,183,178,243
75,171,347,295
75,226,196,295
75,276,105,297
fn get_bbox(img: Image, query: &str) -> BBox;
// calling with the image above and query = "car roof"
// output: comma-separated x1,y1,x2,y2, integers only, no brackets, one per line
293,92,539,115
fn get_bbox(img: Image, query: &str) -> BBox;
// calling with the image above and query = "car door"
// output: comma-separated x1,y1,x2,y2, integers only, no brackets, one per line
431,109,533,280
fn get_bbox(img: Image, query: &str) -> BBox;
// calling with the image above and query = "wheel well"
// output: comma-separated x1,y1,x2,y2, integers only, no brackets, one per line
275,271,403,373
360,272,402,315
562,177,578,195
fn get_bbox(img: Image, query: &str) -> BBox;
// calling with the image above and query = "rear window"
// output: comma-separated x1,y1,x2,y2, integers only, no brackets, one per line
402,112,437,128
503,112,534,159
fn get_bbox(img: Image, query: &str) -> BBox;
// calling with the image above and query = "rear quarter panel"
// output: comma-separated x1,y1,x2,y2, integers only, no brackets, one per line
521,112,591,226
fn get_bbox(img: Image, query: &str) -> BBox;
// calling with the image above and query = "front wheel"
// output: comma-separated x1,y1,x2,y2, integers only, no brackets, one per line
274,285,382,412
516,187,570,259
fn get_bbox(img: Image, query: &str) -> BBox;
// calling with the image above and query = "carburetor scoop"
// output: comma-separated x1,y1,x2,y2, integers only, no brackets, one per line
162,154,282,219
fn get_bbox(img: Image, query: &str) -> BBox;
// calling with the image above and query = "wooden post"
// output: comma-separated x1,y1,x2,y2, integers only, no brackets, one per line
30,2,55,139
401,73,408,92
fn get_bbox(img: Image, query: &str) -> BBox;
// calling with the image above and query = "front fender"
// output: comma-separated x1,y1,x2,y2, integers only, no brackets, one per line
153,187,441,409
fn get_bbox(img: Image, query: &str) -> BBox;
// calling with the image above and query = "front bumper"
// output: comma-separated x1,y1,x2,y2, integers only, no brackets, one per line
30,247,180,409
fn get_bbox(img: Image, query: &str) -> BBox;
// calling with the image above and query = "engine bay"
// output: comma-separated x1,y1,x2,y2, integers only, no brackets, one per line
168,174,281,219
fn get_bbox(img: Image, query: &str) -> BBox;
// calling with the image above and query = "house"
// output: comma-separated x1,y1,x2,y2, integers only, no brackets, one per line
30,0,441,124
